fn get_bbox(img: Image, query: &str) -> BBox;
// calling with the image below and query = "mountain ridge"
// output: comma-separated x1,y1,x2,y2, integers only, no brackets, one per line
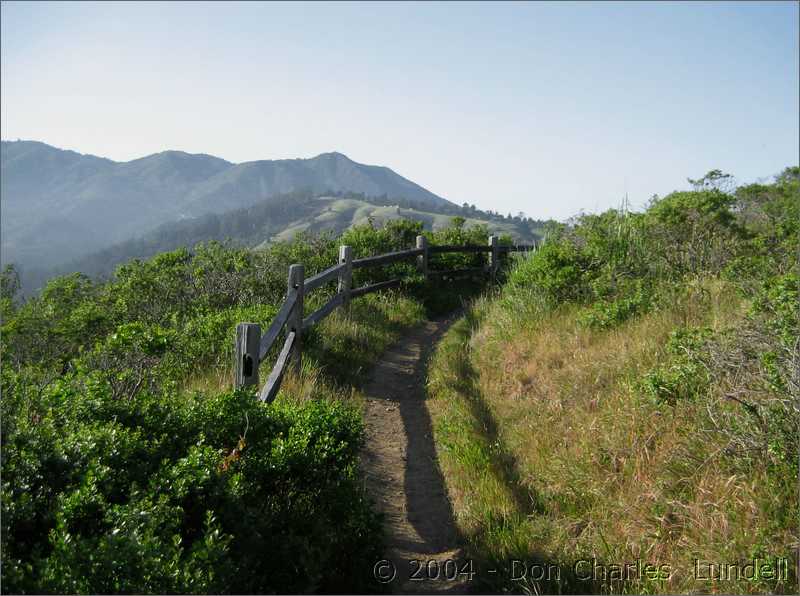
1,140,453,271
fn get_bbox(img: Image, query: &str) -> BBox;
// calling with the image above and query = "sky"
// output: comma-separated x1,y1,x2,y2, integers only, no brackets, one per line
2,1,798,220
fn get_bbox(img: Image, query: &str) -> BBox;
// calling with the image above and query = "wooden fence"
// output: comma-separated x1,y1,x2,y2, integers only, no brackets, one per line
234,234,536,402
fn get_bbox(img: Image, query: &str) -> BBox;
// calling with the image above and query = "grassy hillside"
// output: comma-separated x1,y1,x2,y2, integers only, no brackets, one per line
263,196,537,244
427,168,799,594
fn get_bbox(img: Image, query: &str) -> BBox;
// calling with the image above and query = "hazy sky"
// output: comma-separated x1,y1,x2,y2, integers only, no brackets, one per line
2,1,798,220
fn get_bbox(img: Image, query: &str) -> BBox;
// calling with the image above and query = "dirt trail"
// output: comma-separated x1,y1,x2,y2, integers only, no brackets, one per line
360,314,471,594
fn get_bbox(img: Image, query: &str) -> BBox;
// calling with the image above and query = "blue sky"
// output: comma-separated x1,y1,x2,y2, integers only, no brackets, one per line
2,1,797,220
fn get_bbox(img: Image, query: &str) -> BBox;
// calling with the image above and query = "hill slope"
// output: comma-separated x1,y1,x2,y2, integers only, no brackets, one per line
0,140,453,270
426,169,799,594
28,193,541,288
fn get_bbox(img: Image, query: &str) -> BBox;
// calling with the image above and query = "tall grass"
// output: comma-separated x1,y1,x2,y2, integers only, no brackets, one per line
429,279,796,593
426,173,799,594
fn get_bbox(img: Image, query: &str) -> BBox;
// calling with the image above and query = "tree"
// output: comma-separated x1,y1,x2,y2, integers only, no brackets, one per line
688,169,735,193
1,264,21,320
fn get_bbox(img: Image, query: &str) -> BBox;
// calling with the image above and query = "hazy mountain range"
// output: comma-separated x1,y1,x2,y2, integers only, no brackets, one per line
1,140,452,271
2,140,546,293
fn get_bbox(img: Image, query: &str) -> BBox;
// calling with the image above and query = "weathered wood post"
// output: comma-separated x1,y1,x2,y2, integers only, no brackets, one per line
234,322,261,389
338,245,352,306
416,235,428,281
489,235,499,282
288,264,304,374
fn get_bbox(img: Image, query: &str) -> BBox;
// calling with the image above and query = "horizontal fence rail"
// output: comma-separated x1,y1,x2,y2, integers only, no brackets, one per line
304,262,347,293
235,234,538,402
303,293,343,329
500,244,536,252
351,247,423,269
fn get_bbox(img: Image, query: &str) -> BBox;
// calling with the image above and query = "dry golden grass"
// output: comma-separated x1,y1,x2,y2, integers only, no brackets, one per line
428,280,796,594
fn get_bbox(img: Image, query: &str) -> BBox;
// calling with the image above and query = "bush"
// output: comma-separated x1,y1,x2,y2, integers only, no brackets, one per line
577,280,655,330
1,377,384,594
640,327,713,405
508,234,594,304
750,273,799,348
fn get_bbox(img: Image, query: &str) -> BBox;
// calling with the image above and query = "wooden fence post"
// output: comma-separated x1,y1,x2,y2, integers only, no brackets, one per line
416,235,428,281
234,322,261,389
288,264,304,374
489,235,499,282
338,245,352,305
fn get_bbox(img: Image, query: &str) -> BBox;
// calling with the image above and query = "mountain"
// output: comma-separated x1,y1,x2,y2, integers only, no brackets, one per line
0,140,453,272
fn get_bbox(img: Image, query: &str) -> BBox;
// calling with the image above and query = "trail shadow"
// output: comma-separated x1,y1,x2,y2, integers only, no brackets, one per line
364,313,464,555
398,314,462,553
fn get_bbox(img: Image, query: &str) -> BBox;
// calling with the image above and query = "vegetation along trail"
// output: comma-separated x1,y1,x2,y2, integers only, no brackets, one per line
361,313,471,594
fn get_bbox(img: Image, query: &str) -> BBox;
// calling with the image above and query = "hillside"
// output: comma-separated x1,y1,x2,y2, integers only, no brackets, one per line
262,197,537,244
426,168,799,594
0,140,454,272
23,193,543,291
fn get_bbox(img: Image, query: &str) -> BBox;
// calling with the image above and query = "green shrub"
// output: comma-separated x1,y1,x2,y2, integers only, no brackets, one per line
641,327,713,405
750,273,799,348
577,281,655,330
508,235,594,304
179,303,279,371
1,376,384,594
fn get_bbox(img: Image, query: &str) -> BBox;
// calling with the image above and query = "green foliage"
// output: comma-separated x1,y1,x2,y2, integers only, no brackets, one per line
641,327,713,405
2,272,109,370
339,218,423,287
340,217,423,257
508,233,594,304
109,249,195,325
427,217,491,272
1,364,384,594
1,263,21,322
180,303,279,371
687,168,735,192
508,169,797,319
577,280,655,330
750,273,799,348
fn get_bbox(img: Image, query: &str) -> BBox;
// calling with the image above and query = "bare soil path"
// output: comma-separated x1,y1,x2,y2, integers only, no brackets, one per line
360,314,471,594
